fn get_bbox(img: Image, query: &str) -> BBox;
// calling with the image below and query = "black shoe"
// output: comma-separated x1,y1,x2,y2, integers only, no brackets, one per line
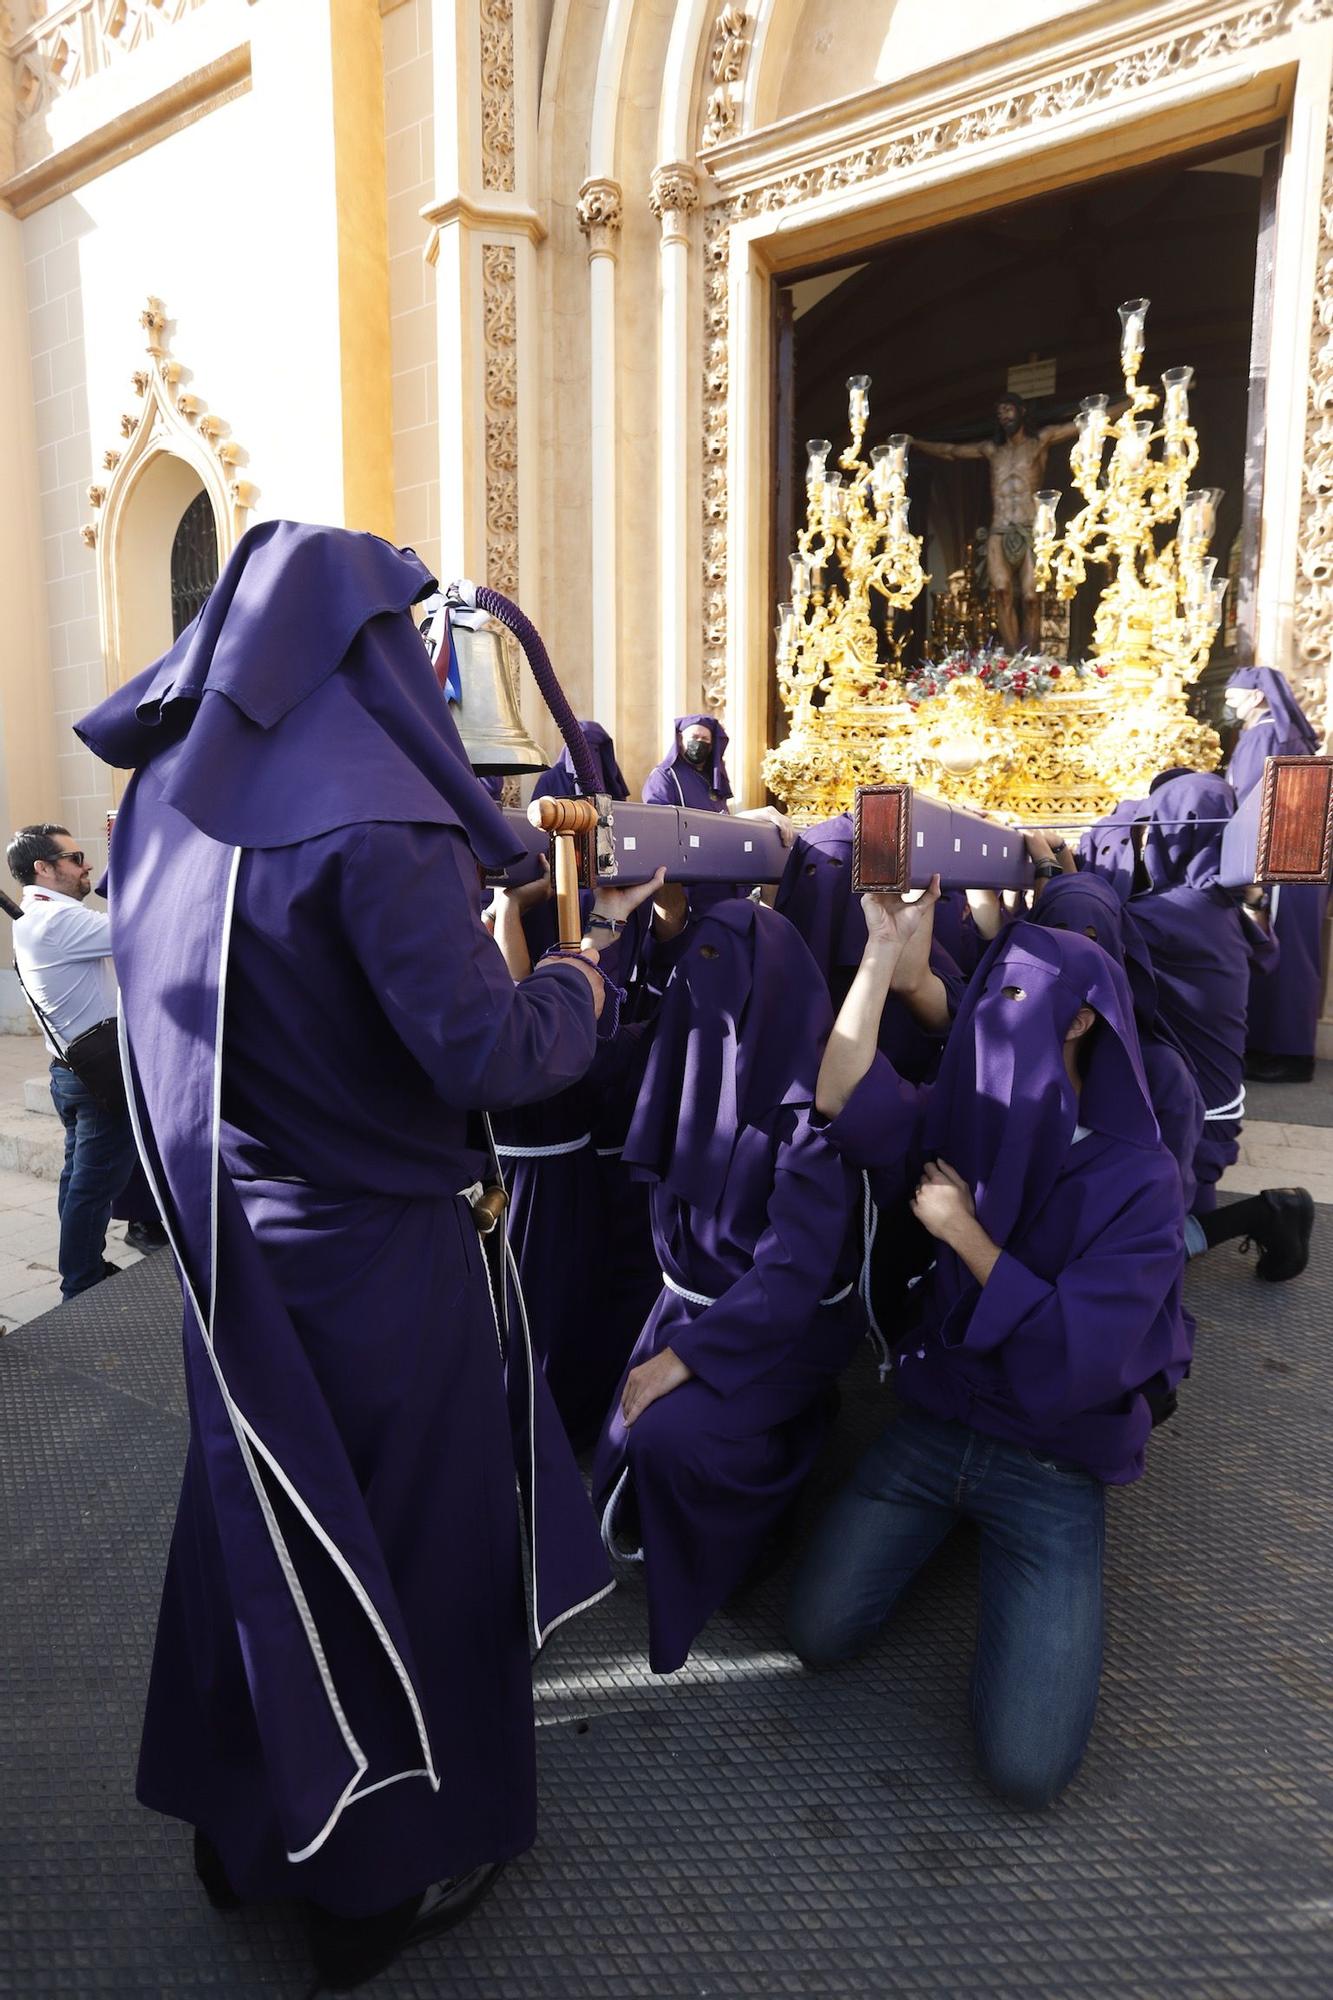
306,1862,506,1992
1250,1188,1315,1282
193,1827,241,1913
126,1219,168,1253
1244,1051,1316,1084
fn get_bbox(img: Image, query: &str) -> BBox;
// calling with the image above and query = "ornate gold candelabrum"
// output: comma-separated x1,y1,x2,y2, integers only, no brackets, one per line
763,374,928,817
1030,297,1223,781
764,304,1223,825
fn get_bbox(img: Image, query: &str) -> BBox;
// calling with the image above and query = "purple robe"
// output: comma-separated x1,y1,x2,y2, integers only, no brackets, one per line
1129,774,1278,1209
1225,667,1328,1060
592,902,863,1673
491,906,660,1448
642,712,733,809
775,812,966,1083
1031,873,1205,1210
76,523,611,1917
822,926,1191,1484
642,714,746,914
531,719,629,802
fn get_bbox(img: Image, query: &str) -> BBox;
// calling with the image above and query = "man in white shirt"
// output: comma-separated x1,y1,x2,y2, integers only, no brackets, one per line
7,824,137,1299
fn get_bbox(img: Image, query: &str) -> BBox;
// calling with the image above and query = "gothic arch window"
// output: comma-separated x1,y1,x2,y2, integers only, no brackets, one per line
170,489,219,638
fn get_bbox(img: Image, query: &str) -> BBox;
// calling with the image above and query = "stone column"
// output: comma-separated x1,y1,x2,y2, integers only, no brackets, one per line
577,176,623,728
650,161,700,754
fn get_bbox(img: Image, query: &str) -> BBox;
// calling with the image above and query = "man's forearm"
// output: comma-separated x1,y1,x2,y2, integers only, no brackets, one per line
816,943,900,1118
943,1216,1002,1287
891,965,951,1035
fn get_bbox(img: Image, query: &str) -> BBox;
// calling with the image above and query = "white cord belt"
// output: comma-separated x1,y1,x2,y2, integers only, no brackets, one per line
660,1269,854,1310
1203,1088,1246,1122
491,1133,591,1158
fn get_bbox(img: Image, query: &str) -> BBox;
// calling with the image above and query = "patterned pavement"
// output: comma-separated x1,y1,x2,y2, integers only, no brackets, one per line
2,1152,1331,1998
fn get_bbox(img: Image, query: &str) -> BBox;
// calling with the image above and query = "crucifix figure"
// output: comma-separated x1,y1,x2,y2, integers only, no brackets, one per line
911,395,1078,653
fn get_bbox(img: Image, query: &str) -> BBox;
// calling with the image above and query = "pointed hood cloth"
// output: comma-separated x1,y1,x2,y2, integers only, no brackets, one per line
647,713,733,802
622,899,830,1214
1139,771,1237,895
1029,869,1192,1061
925,923,1159,1258
531,720,629,802
1225,666,1321,800
74,522,605,1865
1075,795,1148,903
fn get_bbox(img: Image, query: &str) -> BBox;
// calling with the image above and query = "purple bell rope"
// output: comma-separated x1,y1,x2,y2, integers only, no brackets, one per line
446,579,601,797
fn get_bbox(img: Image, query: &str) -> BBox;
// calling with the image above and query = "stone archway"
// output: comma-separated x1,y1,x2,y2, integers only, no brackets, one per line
85,296,255,693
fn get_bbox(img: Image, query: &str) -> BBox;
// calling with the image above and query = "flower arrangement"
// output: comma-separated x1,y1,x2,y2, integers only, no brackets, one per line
904,646,1107,707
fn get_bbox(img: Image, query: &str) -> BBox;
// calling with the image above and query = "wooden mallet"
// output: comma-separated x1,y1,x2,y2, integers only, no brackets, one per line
527,795,599,947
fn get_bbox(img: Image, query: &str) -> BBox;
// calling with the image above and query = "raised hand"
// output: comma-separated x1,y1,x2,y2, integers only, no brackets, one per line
862,875,941,954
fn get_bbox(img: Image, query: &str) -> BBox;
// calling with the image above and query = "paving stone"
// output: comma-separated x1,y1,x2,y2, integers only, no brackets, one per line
2,1217,1332,1997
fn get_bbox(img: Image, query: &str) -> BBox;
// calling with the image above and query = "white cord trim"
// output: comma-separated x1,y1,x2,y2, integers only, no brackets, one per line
1204,1088,1246,1122
492,1134,591,1158
595,1145,623,1158
660,1269,853,1309
599,1466,644,1563
479,1112,612,1654
120,848,439,1867
860,1172,893,1383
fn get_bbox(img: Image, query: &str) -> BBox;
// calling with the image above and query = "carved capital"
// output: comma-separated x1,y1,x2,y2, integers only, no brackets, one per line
650,162,700,242
577,177,624,257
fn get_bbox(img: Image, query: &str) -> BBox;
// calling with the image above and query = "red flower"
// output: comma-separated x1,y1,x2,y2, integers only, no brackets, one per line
1095,665,1108,677
1049,666,1061,678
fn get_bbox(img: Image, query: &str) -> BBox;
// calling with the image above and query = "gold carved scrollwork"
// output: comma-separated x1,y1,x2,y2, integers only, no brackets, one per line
482,244,519,595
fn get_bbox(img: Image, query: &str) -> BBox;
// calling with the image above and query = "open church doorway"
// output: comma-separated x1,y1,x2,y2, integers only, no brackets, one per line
770,129,1280,759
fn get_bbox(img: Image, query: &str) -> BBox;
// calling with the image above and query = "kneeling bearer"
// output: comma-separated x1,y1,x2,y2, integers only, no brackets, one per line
787,896,1191,1808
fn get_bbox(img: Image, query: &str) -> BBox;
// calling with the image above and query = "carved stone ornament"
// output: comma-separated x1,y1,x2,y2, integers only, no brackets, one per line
577,176,624,257
1294,72,1333,724
699,0,1333,721
10,0,210,127
83,297,256,608
481,244,519,596
480,0,516,195
701,7,751,151
650,162,700,242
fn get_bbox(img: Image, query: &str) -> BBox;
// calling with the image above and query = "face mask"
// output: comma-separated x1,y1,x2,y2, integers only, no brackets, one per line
682,737,712,768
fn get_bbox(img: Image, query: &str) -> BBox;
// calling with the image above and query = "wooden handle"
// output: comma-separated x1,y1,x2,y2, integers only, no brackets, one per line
553,832,584,947
528,796,599,835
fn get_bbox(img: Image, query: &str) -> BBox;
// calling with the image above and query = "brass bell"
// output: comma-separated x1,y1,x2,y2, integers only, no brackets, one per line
448,621,547,774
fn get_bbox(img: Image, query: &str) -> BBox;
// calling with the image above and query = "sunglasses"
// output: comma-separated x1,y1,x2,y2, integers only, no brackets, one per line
53,850,86,868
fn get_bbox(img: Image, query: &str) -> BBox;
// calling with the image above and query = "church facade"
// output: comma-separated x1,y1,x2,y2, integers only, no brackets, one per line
3,0,1332,869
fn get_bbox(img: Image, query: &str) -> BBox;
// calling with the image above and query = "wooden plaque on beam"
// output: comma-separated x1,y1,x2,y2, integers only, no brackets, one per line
852,784,910,893
1255,756,1333,882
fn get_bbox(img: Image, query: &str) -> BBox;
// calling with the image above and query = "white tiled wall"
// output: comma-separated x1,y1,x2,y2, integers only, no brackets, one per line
383,0,439,579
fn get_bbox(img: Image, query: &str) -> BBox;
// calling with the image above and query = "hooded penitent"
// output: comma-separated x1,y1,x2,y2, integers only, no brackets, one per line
821,923,1191,1483
1030,872,1204,1209
75,521,611,1915
1076,796,1149,903
592,900,863,1674
531,719,630,803
1127,772,1276,1210
1225,666,1328,1063
642,712,733,808
775,812,970,1082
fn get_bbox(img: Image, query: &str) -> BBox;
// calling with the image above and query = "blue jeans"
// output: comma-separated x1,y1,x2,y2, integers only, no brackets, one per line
49,1062,137,1300
786,1409,1105,1809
